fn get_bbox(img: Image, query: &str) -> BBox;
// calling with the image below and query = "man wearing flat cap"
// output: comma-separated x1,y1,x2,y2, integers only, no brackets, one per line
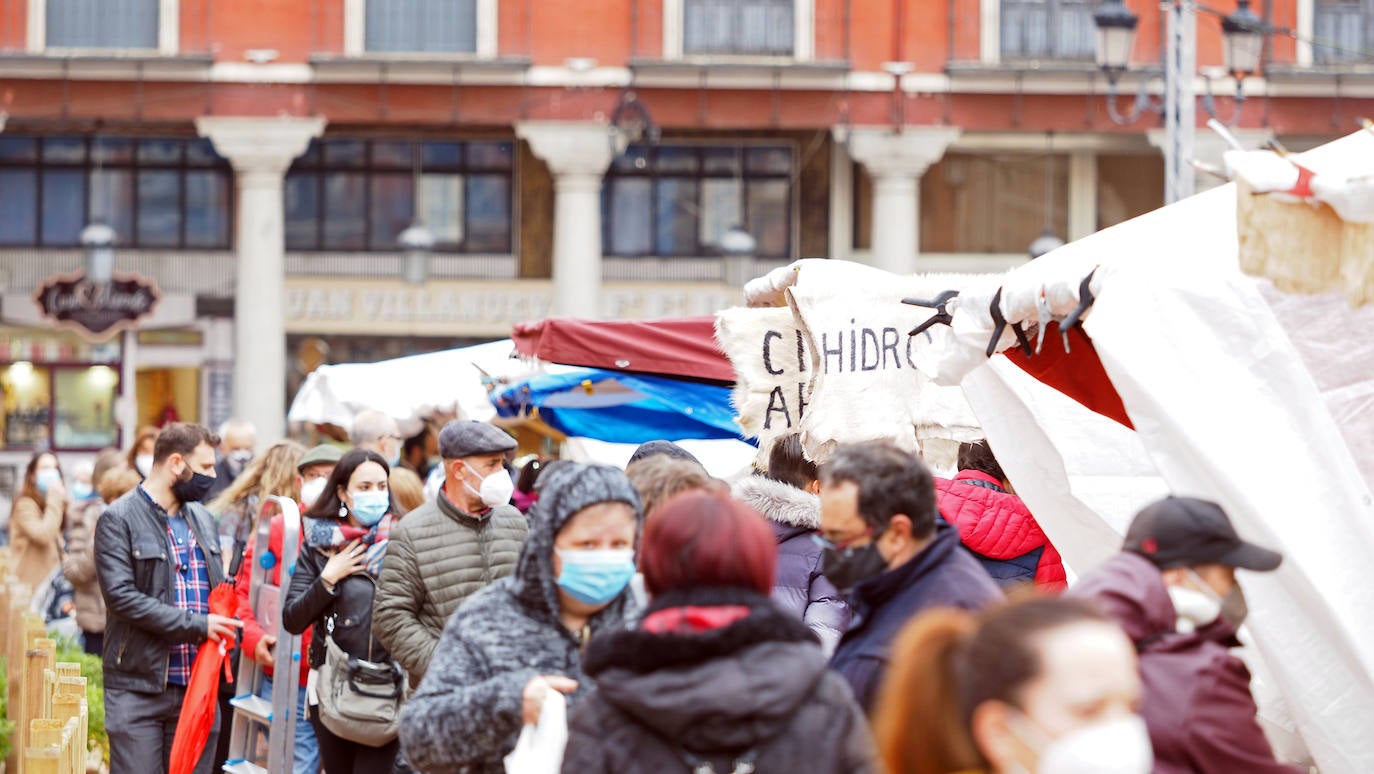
1069,496,1302,774
374,420,528,689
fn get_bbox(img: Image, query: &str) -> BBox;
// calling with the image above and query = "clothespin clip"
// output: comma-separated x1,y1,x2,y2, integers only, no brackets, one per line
987,287,1033,358
1059,268,1099,354
903,290,960,338
1034,288,1052,354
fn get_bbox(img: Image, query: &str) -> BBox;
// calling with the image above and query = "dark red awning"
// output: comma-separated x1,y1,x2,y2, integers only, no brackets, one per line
512,317,735,383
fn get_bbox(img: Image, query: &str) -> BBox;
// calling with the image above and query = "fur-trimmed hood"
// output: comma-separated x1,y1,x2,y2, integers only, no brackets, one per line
583,588,827,753
731,475,819,530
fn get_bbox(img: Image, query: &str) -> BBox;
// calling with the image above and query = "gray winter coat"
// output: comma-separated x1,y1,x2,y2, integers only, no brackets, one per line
373,493,527,688
732,476,850,656
399,464,642,774
562,588,877,773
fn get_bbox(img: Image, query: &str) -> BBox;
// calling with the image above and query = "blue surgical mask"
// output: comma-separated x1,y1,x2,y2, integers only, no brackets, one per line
555,548,636,606
35,468,61,494
349,490,389,527
72,481,95,501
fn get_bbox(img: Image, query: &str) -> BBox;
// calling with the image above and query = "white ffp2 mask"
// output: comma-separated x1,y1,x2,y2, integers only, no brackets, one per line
465,464,514,509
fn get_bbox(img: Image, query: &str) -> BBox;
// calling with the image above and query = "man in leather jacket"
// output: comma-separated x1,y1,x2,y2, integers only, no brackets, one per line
95,422,241,774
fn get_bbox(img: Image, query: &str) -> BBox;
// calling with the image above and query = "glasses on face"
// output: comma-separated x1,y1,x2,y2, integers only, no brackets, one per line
813,526,882,553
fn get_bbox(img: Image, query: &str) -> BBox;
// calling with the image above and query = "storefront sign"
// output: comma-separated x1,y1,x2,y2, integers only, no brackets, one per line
30,272,161,340
284,278,740,337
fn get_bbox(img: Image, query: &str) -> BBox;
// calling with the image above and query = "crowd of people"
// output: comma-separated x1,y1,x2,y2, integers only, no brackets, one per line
0,415,1307,774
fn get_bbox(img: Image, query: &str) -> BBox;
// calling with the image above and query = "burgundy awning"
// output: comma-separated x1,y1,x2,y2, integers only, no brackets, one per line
512,317,735,383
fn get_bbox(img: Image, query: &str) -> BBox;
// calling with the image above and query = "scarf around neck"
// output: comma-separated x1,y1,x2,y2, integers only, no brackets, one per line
304,514,394,576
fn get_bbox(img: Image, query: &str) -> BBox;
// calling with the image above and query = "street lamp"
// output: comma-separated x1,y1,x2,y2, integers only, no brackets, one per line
719,225,757,287
1028,230,1065,260
1095,1,1267,203
1093,0,1138,78
1221,0,1265,78
398,223,435,286
80,221,116,285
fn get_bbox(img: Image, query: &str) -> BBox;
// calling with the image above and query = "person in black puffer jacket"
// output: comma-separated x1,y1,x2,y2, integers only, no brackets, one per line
562,490,876,774
282,448,401,773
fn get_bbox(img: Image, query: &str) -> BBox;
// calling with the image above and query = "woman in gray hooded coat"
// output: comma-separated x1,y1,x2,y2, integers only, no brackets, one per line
398,463,643,774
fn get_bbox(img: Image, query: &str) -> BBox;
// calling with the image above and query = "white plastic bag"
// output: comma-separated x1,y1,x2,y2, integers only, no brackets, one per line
503,684,568,774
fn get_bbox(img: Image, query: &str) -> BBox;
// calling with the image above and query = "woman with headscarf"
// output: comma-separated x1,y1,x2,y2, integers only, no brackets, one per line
399,462,642,774
561,490,877,773
282,448,401,772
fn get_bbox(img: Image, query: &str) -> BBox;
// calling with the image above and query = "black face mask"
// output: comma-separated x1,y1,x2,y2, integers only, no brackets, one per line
821,537,889,592
172,468,216,504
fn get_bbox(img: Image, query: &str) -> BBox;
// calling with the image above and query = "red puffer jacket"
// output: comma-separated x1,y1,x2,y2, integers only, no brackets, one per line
934,470,1067,592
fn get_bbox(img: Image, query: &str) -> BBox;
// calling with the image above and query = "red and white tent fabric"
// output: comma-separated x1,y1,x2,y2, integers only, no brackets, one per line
726,131,1374,773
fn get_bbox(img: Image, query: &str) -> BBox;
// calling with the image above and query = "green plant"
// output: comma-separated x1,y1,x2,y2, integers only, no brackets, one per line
0,655,14,764
54,636,107,763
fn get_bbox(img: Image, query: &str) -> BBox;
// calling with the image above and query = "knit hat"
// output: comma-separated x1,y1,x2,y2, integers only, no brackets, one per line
534,462,643,537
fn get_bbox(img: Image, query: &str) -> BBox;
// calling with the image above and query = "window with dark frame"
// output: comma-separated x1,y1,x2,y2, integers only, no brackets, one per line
284,139,514,254
999,0,1096,61
365,0,478,53
684,0,796,56
602,143,794,259
1313,0,1373,64
0,136,232,250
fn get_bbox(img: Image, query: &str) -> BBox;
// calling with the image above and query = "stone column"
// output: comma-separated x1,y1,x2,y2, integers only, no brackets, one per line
516,121,615,318
845,127,961,275
196,116,325,446
1148,127,1273,195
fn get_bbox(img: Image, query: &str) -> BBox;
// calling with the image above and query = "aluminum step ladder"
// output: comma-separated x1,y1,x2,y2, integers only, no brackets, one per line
224,495,304,774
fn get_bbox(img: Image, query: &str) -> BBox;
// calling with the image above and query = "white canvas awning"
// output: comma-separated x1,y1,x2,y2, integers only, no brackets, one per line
729,131,1374,773
286,339,546,435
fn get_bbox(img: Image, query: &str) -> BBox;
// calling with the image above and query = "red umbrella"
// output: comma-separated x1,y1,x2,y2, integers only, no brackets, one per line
169,582,238,774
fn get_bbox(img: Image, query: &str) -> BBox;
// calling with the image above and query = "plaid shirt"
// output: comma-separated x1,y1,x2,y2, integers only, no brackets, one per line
138,486,211,686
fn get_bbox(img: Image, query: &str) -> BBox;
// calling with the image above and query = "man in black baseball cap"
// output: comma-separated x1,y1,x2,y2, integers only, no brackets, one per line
1070,497,1300,774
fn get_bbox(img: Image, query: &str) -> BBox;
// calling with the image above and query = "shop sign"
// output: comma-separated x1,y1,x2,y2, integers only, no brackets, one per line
32,272,161,340
284,278,739,337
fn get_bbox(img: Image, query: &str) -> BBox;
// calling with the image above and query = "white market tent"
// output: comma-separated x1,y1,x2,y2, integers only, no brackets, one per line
735,130,1374,772
286,339,544,434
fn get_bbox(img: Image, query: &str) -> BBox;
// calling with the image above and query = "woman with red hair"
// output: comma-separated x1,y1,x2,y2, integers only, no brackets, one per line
561,490,877,773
